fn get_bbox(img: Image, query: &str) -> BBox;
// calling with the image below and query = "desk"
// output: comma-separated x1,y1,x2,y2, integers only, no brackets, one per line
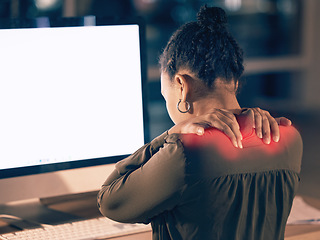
1,192,319,239
284,196,320,240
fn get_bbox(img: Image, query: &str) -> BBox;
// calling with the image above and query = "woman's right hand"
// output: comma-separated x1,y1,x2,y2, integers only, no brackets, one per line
168,109,243,148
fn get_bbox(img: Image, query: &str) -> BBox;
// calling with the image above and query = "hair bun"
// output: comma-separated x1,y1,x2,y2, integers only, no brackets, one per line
197,6,227,30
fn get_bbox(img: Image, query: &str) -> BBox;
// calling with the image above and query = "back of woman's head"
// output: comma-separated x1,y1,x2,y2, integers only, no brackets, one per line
159,5,244,90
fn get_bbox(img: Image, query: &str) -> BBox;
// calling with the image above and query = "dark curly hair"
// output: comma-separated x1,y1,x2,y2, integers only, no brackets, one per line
159,6,244,91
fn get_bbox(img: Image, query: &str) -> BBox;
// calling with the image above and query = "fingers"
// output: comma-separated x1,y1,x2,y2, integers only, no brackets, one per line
276,117,292,126
202,118,240,148
178,109,243,148
168,119,210,136
217,109,243,148
201,109,242,148
252,108,272,144
186,122,209,136
267,112,280,142
253,108,263,139
183,121,240,148
262,113,272,144
252,108,280,144
170,109,244,148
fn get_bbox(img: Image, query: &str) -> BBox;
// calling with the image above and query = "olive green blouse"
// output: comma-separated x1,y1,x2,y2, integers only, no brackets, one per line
98,112,302,240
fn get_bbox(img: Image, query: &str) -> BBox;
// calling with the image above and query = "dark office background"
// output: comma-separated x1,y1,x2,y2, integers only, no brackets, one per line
0,0,319,198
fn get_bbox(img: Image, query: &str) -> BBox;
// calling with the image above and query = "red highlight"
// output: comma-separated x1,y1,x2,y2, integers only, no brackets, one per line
182,126,297,161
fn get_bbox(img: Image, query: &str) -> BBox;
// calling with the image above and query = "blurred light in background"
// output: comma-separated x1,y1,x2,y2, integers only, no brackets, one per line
34,0,62,11
132,0,162,15
225,0,242,11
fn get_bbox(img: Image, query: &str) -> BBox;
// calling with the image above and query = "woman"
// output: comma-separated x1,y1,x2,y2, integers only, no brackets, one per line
98,6,302,240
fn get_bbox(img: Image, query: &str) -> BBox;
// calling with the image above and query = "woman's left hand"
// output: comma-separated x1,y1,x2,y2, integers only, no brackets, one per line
249,107,292,144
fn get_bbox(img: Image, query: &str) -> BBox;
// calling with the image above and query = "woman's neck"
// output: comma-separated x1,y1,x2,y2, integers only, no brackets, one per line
188,77,241,115
191,92,241,116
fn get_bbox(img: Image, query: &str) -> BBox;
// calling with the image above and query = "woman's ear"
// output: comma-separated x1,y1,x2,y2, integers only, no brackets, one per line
174,74,190,102
235,81,239,92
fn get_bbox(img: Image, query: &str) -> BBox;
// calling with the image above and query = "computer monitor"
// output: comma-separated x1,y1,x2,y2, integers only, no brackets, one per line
0,16,148,213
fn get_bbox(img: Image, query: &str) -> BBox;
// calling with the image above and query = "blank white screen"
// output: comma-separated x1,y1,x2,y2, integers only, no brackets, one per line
0,25,145,169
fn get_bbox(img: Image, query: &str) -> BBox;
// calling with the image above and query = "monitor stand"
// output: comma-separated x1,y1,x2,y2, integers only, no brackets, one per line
0,191,99,230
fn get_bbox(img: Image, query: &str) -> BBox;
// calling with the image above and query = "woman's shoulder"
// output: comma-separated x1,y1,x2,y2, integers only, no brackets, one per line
166,125,302,178
279,125,303,146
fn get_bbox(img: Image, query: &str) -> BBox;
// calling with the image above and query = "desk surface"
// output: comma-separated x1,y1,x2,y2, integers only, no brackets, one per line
1,192,319,239
285,196,320,240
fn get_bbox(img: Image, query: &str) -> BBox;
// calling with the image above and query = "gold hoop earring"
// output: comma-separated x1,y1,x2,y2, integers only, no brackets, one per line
177,99,191,113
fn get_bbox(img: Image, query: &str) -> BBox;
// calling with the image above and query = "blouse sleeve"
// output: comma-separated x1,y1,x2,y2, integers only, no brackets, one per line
97,132,187,224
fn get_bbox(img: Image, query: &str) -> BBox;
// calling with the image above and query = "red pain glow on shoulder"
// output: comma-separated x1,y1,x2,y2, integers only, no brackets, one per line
181,126,296,161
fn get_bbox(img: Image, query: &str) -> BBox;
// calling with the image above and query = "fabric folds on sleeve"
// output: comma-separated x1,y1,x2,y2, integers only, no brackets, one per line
97,132,187,224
